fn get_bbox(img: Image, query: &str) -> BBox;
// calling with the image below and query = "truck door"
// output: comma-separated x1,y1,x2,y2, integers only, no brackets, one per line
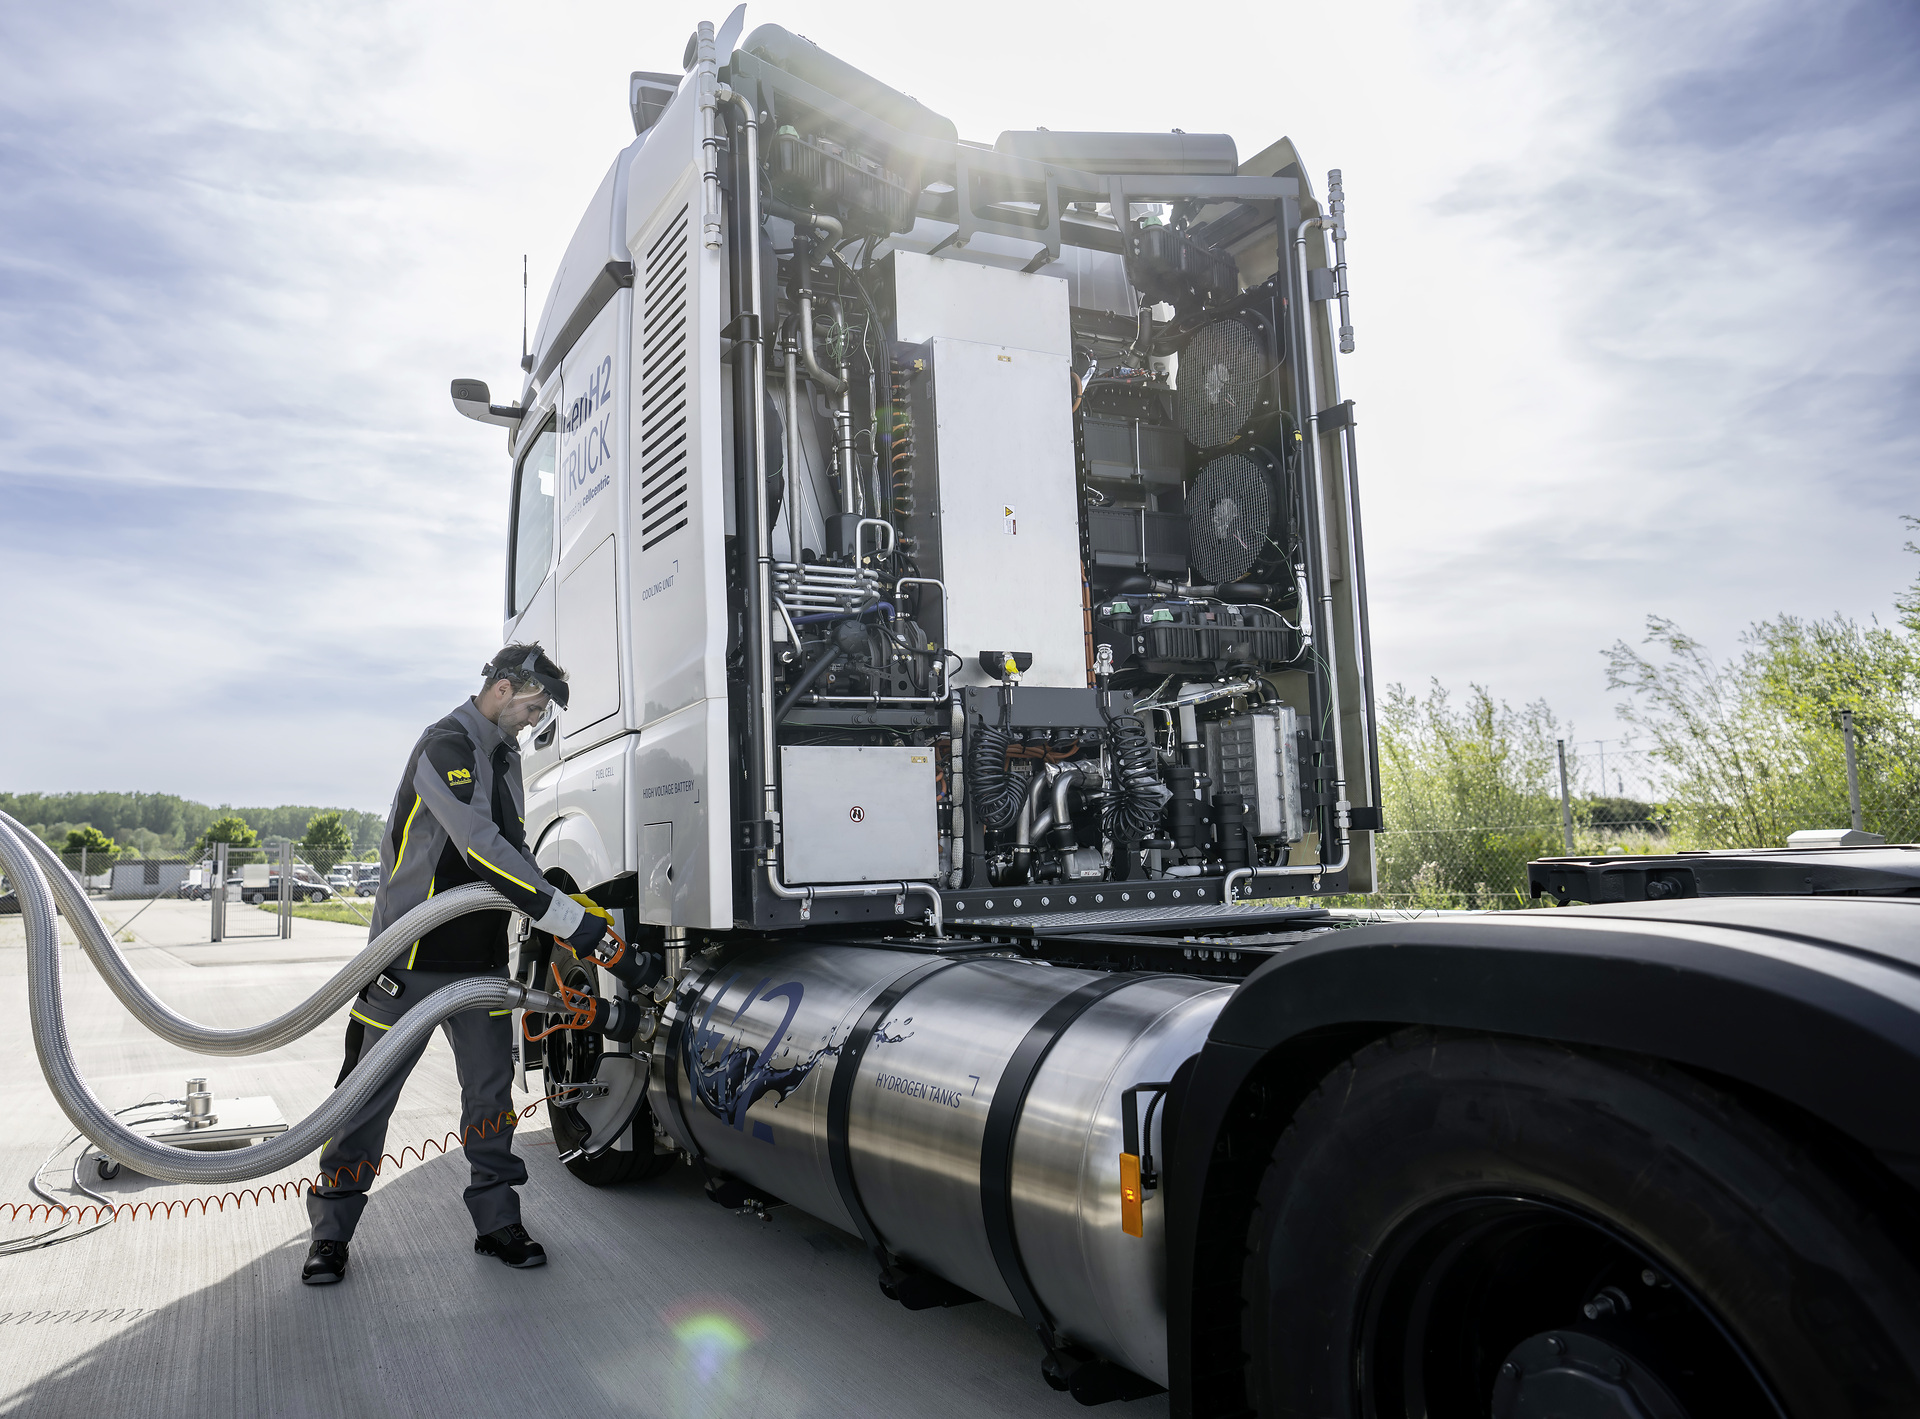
506,414,561,833
551,296,632,890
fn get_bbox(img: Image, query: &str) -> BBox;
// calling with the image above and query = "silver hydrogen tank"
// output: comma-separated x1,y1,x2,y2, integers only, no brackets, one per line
647,942,1231,1386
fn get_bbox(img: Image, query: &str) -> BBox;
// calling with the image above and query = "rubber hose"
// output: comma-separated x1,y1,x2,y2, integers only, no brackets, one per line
0,808,512,1057
968,722,1027,830
0,817,565,1185
1104,713,1169,841
774,645,845,723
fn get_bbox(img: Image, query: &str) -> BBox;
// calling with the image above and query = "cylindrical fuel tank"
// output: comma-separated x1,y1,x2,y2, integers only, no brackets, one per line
647,943,1230,1386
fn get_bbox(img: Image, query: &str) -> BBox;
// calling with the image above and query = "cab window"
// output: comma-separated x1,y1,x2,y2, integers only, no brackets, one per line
508,420,557,615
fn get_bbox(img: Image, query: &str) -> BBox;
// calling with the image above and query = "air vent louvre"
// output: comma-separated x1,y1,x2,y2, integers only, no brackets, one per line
639,205,691,551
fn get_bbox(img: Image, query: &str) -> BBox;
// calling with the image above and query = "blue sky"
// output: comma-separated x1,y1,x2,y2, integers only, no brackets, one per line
2,0,1914,810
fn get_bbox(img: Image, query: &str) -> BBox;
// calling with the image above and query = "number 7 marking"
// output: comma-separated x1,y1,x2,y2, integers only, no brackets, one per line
967,1074,980,1096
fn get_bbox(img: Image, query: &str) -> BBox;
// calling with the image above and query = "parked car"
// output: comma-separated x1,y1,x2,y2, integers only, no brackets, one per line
227,873,333,905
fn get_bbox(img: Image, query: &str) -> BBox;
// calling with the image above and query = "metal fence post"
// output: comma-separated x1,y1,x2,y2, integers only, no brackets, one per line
279,839,293,939
1556,738,1575,854
211,841,228,941
1841,710,1864,833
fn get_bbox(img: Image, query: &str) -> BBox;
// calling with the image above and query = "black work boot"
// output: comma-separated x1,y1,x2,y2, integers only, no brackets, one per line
301,1239,349,1285
475,1222,547,1269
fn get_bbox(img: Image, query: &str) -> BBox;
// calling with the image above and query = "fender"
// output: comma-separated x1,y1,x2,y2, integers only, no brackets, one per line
1164,896,1920,1418
535,809,618,895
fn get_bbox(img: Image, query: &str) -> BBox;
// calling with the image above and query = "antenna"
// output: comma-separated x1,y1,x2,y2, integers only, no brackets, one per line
520,255,530,373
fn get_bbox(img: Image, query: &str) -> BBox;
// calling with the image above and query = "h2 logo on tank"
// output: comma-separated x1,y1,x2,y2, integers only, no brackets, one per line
681,976,936,1145
561,354,615,522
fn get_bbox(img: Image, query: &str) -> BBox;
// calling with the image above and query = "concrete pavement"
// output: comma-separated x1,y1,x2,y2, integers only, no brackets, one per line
0,899,1165,1418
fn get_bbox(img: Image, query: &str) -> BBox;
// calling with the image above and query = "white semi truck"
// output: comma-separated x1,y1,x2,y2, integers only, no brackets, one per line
446,14,1920,1415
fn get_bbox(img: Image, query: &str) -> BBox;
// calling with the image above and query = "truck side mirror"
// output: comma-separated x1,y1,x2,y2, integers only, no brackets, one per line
451,378,525,429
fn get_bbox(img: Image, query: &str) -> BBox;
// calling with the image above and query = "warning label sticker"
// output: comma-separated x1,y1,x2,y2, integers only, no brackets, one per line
1003,505,1017,535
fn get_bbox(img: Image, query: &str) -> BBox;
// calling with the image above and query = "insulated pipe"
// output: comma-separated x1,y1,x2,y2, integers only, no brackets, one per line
0,818,566,1185
796,290,848,398
1225,213,1353,901
694,23,723,250
783,322,805,562
0,810,510,1057
1050,769,1083,850
830,297,857,514
948,697,967,889
721,89,779,843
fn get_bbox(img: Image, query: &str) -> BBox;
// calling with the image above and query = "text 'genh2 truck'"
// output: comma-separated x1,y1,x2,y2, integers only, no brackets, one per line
447,13,1920,1416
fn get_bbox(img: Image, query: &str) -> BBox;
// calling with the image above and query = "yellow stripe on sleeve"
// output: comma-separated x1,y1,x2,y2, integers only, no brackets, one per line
468,850,537,894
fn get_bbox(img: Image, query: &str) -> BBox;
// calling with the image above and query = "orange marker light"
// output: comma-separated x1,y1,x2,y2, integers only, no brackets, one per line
1119,1152,1144,1237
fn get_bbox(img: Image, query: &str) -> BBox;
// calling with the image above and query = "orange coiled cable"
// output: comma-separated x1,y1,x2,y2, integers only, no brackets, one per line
1,1096,561,1228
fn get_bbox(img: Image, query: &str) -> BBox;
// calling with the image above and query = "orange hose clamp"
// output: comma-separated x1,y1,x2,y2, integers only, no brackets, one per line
1119,1152,1144,1237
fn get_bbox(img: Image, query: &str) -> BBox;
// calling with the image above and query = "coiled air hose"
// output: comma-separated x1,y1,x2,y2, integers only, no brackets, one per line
1102,709,1170,842
968,695,1028,831
0,815,567,1186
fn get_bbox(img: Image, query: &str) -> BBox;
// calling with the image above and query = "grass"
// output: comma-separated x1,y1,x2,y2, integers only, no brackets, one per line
255,899,374,927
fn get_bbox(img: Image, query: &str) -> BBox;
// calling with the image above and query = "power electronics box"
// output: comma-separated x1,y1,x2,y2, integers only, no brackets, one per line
779,745,940,884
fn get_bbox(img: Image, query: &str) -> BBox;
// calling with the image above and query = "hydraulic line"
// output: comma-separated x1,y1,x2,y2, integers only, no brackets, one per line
0,817,568,1186
0,808,509,1058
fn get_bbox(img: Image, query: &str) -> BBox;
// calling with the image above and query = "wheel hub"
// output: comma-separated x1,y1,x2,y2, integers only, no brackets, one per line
1492,1329,1687,1419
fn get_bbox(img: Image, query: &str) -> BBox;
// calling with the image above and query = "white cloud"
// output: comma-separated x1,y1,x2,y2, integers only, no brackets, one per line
1,0,1912,808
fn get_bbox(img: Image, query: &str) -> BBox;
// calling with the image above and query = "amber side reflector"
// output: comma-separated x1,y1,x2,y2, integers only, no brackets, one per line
1119,1152,1144,1237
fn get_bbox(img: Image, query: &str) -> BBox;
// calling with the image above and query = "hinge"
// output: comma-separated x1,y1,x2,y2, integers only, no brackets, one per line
1316,399,1354,431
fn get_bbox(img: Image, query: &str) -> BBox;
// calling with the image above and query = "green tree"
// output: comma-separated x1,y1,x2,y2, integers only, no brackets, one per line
1372,681,1574,908
63,825,120,872
1606,532,1920,846
193,814,262,865
300,812,355,874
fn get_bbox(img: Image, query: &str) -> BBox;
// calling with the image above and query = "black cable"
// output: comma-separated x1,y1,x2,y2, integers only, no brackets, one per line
774,646,846,724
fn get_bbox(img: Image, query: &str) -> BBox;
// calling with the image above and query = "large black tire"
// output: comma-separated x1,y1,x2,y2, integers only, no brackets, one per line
543,956,675,1188
1240,1027,1920,1419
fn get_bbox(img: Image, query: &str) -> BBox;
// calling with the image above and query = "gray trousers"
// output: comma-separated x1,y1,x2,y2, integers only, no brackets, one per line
307,963,527,1242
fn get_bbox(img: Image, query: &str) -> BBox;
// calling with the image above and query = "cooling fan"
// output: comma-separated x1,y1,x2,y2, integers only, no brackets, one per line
1188,450,1282,585
1175,312,1276,450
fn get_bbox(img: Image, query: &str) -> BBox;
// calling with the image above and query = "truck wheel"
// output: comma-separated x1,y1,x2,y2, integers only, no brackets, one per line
544,960,675,1188
1239,1027,1920,1419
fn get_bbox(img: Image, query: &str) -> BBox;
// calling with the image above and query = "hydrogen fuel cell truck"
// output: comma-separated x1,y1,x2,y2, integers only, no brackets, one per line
448,14,1920,1416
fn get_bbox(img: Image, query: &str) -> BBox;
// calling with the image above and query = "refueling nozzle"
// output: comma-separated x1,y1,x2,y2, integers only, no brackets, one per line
521,968,652,1046
552,894,658,992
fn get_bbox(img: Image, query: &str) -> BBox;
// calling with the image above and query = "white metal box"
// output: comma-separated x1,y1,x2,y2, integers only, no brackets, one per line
780,745,939,884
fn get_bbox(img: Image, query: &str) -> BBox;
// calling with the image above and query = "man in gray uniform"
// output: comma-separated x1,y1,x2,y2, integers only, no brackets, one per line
301,644,610,1285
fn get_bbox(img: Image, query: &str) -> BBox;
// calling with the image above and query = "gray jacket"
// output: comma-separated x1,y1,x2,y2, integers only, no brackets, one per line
367,699,583,972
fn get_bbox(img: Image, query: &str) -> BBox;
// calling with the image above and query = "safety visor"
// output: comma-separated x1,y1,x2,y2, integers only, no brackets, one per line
493,649,570,710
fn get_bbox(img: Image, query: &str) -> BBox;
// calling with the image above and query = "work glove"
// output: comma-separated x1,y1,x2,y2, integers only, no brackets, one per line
561,897,612,956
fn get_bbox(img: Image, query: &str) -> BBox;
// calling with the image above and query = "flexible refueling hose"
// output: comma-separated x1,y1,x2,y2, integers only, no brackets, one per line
0,816,566,1186
0,809,510,1056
